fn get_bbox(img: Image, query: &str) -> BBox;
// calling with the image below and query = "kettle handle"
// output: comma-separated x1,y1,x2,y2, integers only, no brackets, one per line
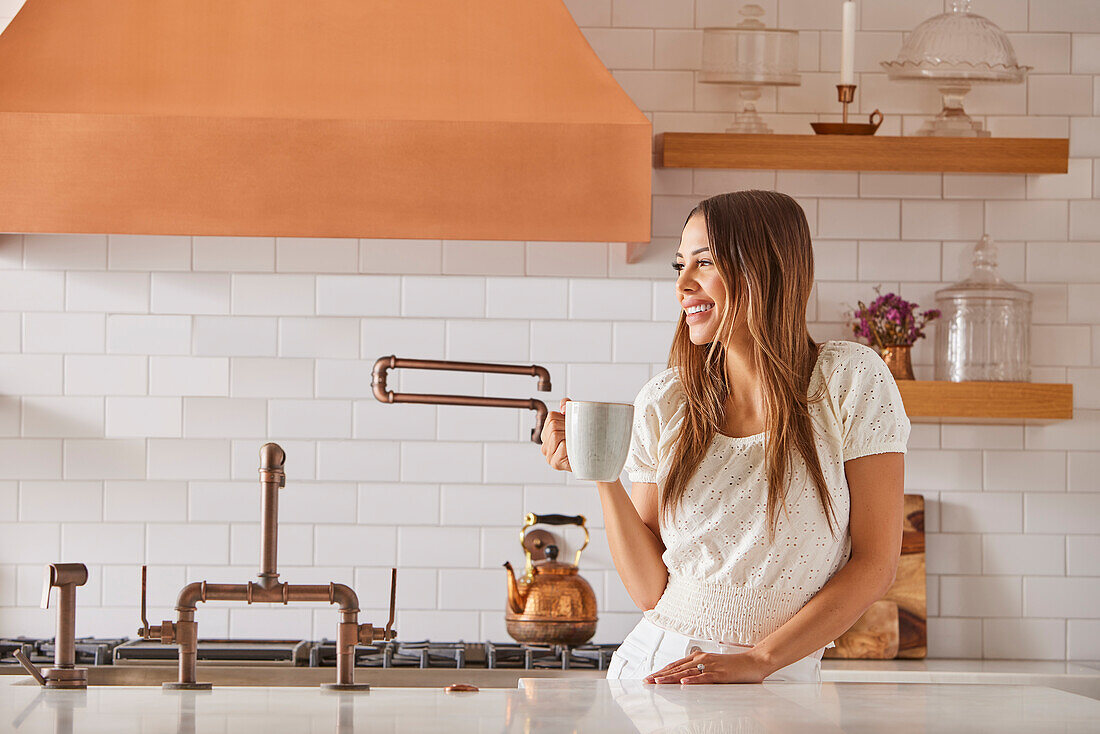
520,512,590,570
528,513,583,526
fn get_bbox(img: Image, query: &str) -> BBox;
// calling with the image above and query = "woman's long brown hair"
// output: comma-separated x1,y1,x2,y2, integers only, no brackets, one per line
662,190,839,545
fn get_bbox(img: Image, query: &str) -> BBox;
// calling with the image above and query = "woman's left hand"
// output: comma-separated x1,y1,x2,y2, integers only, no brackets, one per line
644,651,771,684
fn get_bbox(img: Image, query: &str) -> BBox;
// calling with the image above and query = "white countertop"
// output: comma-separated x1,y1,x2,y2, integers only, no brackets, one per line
2,677,1098,734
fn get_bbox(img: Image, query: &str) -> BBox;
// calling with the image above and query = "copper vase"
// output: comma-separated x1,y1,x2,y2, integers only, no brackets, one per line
881,345,915,380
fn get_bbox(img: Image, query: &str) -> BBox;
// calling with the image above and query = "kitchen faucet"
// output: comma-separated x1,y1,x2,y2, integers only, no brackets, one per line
138,443,397,691
371,355,552,443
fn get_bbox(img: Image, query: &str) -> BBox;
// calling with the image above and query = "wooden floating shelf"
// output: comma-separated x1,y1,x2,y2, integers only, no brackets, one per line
655,133,1069,174
896,381,1073,424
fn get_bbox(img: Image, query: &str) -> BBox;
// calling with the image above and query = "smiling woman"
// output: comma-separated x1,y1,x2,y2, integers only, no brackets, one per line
540,190,911,685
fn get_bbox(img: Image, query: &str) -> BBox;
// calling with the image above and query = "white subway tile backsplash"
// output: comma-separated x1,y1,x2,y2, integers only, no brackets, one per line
183,397,265,438
64,355,146,396
105,397,181,438
19,481,102,522
107,315,191,355
354,400,436,440
193,316,277,357
439,568,500,610
819,200,899,239
486,278,567,320
1025,493,1100,534
23,234,106,271
612,322,676,363
147,523,229,565
525,242,609,278
104,481,187,522
276,238,357,273
402,276,484,318
531,321,612,363
1066,535,1100,575
940,492,1023,533
1070,200,1100,240
193,237,275,272
940,575,1021,617
654,29,700,70
857,241,940,282
446,320,529,362
1024,577,1100,618
0,483,14,522
1068,285,1100,326
315,525,396,566
149,356,228,397
906,450,982,493
107,235,191,271
1031,325,1091,366
359,239,442,275
361,318,445,360
1027,242,1100,284
230,357,312,398
151,273,230,315
147,439,230,480
436,404,519,442
566,363,653,405
401,441,481,483
279,482,356,524
279,317,358,359
232,274,315,316
941,425,1023,451
359,484,439,525
22,313,103,354
317,440,399,481
0,271,63,311
983,451,1066,493
1026,410,1100,451
925,533,981,575
984,618,1066,660
484,442,564,485
568,279,652,321
64,439,145,480
66,272,149,313
441,485,523,527
399,527,478,568
983,534,1065,576
269,400,351,439
315,275,400,317
1068,452,1100,492
65,522,144,564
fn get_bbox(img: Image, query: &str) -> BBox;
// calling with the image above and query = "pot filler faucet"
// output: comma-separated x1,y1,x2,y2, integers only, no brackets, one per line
371,355,552,443
138,443,397,692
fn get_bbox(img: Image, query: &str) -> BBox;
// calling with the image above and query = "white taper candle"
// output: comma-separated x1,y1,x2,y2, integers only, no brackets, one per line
840,0,856,85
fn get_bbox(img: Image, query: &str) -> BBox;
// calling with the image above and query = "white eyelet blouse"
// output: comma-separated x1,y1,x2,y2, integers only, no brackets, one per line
623,339,911,648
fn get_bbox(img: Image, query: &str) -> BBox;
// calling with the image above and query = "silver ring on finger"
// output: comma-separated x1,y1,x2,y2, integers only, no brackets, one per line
697,663,705,673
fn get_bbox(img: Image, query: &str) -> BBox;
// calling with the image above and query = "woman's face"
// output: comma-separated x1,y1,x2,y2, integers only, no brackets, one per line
674,213,735,346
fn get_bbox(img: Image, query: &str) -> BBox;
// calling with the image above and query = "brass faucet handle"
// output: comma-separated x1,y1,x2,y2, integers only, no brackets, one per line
137,621,176,644
41,563,89,609
384,567,397,640
13,649,46,686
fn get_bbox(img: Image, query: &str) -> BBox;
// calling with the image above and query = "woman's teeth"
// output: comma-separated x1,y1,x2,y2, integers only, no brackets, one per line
686,303,714,315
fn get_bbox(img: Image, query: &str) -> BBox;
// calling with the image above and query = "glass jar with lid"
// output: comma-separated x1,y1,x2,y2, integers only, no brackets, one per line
934,235,1031,382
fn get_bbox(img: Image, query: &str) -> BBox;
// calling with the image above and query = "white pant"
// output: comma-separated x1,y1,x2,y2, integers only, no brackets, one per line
606,617,825,682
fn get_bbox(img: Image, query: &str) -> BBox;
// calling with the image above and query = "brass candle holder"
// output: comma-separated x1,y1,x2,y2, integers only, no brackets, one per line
811,84,884,135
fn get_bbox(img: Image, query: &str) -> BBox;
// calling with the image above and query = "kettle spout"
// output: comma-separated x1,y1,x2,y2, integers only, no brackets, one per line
502,562,527,614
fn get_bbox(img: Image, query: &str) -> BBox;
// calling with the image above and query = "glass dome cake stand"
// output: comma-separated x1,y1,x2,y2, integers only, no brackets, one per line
699,3,800,134
881,0,1029,137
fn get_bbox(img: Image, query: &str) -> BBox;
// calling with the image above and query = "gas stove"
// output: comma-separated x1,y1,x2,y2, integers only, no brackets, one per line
1,637,619,671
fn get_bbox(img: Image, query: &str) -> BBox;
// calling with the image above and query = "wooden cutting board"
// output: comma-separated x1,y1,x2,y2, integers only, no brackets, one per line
823,493,926,659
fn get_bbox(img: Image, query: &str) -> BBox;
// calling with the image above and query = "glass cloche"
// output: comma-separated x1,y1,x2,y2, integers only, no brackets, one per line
881,0,1029,137
700,3,800,134
934,235,1032,382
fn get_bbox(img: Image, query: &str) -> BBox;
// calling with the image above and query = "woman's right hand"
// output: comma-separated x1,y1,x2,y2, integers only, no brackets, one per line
540,397,572,473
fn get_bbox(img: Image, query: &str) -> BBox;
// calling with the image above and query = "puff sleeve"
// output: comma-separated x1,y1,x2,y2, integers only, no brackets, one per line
828,342,911,462
622,368,688,484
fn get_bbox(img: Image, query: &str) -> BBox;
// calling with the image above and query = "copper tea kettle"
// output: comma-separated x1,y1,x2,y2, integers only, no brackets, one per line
503,513,598,646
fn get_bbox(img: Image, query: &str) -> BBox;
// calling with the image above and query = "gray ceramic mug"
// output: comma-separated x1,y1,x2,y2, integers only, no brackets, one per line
564,401,634,482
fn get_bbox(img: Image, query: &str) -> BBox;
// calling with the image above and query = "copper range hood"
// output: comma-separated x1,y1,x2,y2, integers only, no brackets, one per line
0,0,651,242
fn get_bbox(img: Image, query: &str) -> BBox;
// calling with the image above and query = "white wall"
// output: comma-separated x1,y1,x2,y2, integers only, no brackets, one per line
0,0,1097,659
